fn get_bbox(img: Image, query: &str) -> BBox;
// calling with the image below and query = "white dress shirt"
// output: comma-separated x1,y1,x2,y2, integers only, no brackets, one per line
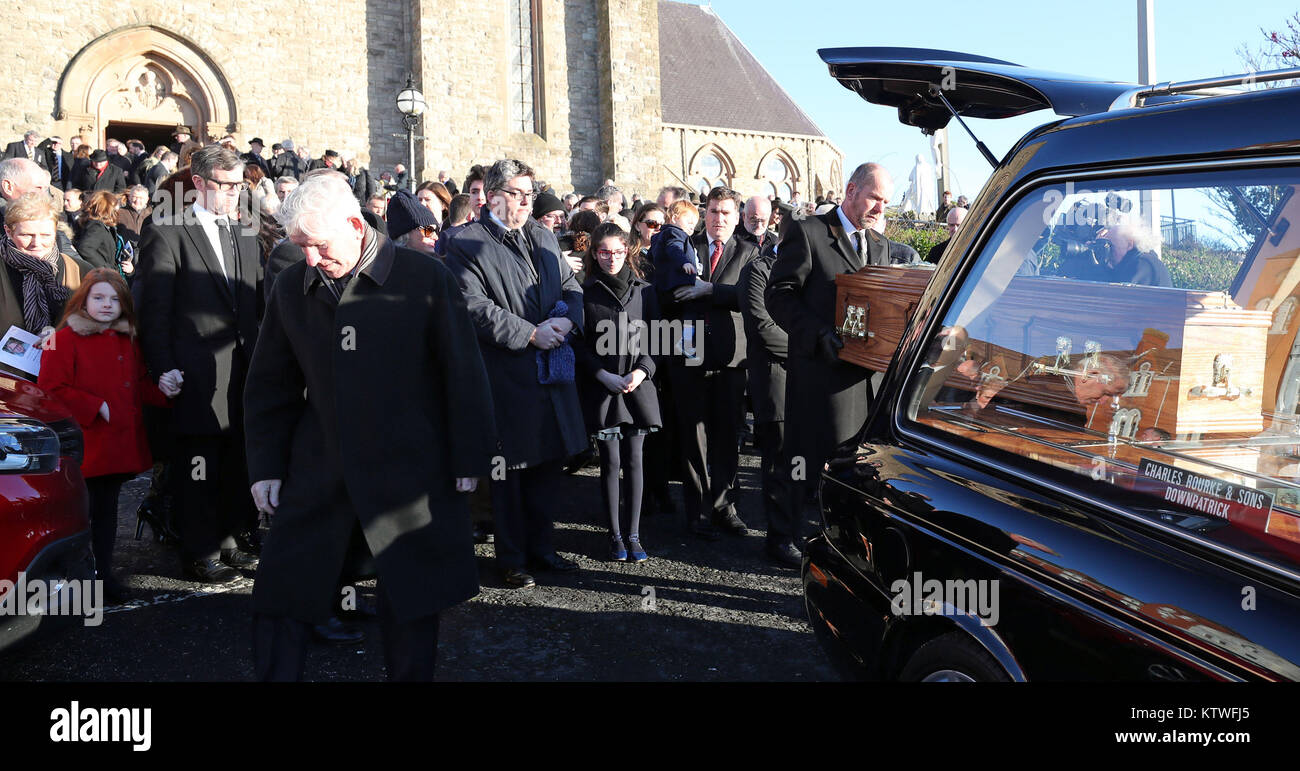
191,202,231,280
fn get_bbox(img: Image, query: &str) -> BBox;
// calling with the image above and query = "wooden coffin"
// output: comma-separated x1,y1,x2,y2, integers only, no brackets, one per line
835,268,1272,437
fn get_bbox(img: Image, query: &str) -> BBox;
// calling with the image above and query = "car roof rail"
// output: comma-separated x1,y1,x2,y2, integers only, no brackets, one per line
1109,66,1300,111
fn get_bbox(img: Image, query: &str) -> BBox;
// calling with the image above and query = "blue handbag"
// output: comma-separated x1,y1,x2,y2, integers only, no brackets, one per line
537,300,575,384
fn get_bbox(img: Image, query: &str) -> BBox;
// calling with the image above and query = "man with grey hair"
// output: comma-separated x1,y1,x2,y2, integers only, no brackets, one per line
3,130,44,166
596,183,624,214
740,195,777,256
0,157,82,262
657,186,690,209
244,172,496,680
446,158,587,589
137,143,262,585
764,161,894,567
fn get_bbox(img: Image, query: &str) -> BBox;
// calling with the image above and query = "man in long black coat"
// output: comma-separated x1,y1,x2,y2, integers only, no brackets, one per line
662,186,758,539
445,159,587,589
244,173,496,680
75,150,127,195
740,249,796,566
765,163,895,550
136,144,262,584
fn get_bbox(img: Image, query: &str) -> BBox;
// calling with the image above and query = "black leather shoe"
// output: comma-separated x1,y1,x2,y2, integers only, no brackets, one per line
767,543,803,569
220,547,259,569
500,568,536,589
312,616,365,645
715,511,749,536
528,553,580,572
184,558,241,584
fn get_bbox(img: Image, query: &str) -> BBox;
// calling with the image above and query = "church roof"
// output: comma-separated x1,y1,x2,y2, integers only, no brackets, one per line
658,1,826,137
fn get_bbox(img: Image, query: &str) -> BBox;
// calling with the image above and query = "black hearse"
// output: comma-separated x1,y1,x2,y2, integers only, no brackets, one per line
803,48,1300,681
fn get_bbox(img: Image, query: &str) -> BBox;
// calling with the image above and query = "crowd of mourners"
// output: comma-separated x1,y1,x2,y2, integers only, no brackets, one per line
0,123,907,679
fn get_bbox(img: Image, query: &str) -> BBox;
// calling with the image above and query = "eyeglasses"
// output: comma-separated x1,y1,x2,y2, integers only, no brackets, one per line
203,177,248,192
417,224,439,237
496,187,534,204
596,249,628,258
641,220,663,231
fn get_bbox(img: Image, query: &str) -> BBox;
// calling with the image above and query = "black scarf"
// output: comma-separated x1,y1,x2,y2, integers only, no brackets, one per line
594,263,633,300
1,235,69,333
317,222,379,302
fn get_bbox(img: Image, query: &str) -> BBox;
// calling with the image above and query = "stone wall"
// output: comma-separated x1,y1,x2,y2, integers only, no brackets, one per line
0,1,413,171
0,1,839,197
414,0,605,194
596,0,662,196
662,124,843,202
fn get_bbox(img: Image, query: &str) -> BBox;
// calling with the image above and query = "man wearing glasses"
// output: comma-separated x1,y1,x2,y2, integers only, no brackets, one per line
136,144,263,584
446,158,588,589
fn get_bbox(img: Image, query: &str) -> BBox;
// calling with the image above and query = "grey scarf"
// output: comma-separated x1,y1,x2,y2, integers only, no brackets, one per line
1,235,69,333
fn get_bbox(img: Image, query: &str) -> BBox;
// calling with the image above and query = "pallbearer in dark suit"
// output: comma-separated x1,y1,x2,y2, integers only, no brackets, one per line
662,186,758,539
136,145,263,584
739,246,794,566
765,163,895,563
244,173,497,680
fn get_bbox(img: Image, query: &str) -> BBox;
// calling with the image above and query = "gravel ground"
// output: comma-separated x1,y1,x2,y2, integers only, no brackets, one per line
0,441,838,682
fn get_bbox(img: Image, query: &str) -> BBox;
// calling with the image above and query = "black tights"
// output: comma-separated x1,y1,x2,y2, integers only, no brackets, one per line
85,473,132,579
598,433,645,540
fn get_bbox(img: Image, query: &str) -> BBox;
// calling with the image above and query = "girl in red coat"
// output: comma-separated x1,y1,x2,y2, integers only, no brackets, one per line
39,268,182,600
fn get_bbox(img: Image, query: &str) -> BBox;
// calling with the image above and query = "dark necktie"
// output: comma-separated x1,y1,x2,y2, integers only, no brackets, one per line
853,231,867,263
709,239,723,276
215,218,239,286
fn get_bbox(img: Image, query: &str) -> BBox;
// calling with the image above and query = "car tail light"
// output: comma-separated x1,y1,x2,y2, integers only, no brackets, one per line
46,417,83,464
0,419,61,473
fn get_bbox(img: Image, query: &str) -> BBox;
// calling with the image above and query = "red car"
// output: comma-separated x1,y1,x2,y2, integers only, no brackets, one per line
0,374,92,652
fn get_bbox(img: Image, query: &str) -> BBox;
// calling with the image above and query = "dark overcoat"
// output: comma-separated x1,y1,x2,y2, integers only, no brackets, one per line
574,272,662,433
739,253,787,425
73,220,117,271
765,206,888,462
445,212,587,468
135,207,262,435
244,236,497,624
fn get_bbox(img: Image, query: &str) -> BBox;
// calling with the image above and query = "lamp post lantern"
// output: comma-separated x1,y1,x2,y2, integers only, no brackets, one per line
396,74,426,193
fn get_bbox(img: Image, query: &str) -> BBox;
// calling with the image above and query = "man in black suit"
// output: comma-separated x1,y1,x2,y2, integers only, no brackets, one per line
3,131,44,168
136,144,263,584
663,186,758,539
739,240,793,565
244,172,497,680
765,162,895,563
40,137,72,191
75,150,127,194
105,139,133,177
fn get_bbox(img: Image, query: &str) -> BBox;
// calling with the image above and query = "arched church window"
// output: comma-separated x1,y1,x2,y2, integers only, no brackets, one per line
509,0,544,136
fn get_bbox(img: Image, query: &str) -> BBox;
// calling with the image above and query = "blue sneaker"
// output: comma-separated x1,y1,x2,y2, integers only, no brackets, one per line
609,536,628,562
628,535,648,563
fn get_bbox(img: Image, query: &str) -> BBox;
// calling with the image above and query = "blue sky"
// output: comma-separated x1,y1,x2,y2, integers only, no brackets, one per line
684,0,1298,201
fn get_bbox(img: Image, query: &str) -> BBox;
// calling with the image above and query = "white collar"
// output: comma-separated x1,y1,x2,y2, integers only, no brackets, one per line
835,205,860,241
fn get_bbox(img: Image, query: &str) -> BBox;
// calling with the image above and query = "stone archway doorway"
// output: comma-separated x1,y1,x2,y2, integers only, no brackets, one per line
105,122,176,154
55,25,237,150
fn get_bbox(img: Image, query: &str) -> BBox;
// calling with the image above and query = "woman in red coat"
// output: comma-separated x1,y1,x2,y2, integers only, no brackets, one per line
38,268,182,600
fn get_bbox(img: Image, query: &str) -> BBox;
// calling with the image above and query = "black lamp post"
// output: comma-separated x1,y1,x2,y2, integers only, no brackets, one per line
395,74,426,193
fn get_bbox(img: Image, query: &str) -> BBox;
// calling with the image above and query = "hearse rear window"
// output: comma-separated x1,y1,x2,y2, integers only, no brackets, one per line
906,167,1300,573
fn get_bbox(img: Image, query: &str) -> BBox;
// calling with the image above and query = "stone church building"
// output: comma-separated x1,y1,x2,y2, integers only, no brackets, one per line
0,0,841,199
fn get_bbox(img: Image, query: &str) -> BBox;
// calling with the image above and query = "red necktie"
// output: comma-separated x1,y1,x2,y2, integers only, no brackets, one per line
709,240,723,275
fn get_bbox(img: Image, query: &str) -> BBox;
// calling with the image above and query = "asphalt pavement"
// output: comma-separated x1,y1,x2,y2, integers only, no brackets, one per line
0,442,837,682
